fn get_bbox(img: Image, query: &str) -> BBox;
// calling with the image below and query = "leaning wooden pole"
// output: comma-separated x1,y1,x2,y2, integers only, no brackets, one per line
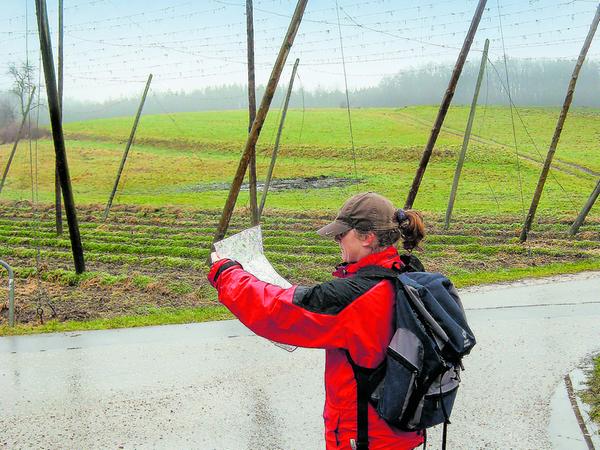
35,0,85,273
404,0,487,209
55,0,64,235
58,0,64,114
569,179,600,235
259,58,300,218
103,73,153,221
445,39,489,229
520,4,600,243
0,87,36,195
212,0,308,247
247,0,259,226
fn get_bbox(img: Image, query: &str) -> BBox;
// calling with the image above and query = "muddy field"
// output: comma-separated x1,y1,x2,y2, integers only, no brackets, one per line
0,201,598,326
179,176,361,192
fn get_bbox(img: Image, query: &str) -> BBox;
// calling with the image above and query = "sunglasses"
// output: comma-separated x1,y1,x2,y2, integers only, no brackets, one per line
334,230,350,243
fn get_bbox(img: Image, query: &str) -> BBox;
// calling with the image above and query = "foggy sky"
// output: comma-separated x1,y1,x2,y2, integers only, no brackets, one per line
2,0,599,102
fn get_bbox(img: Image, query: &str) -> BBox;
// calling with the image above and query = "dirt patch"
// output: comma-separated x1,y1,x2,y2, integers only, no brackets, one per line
177,175,362,192
0,277,217,325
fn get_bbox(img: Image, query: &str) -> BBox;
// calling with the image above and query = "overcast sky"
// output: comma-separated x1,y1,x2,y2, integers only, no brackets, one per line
2,0,599,102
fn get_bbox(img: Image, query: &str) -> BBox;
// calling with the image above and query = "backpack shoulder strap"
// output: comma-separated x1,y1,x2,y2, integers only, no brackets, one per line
355,255,426,281
400,254,425,272
345,350,375,450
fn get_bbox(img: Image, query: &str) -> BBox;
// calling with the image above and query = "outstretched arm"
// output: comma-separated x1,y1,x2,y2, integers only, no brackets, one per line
208,259,350,349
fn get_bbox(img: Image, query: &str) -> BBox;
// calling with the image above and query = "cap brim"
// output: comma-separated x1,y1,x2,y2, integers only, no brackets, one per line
317,220,351,237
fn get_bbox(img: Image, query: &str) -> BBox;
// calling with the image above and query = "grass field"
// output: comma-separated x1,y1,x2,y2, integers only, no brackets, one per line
1,106,598,214
0,105,598,335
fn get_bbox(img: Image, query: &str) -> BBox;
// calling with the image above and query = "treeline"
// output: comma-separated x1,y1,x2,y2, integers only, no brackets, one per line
373,57,600,107
2,58,600,125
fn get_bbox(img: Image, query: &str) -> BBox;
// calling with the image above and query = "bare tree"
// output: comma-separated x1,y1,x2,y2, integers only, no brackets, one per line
0,97,16,128
8,62,35,119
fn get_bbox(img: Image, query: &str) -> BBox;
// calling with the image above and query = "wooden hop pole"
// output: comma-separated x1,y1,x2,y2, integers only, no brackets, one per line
259,58,300,218
212,0,308,247
55,0,64,235
520,4,600,243
247,0,259,226
404,0,488,209
35,0,85,274
57,0,64,115
445,39,489,229
569,179,600,235
103,73,153,221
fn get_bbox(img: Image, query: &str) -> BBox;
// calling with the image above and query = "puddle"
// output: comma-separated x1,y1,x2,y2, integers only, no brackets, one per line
177,175,362,192
548,365,600,449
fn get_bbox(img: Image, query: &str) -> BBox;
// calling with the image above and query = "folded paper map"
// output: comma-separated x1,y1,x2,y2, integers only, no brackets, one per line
214,226,296,352
214,226,291,289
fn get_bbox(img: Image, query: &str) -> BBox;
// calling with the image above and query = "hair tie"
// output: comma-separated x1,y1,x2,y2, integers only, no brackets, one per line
395,208,408,225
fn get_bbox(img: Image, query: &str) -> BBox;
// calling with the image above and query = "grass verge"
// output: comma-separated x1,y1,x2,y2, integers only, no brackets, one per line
582,355,600,427
0,306,232,336
449,258,600,288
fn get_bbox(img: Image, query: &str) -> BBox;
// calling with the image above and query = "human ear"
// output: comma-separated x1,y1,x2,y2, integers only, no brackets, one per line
361,232,377,248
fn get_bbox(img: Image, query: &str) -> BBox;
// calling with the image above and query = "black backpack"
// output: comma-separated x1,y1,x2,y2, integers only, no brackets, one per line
346,260,476,450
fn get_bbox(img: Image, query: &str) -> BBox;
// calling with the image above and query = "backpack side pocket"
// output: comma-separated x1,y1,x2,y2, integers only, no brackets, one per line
408,366,460,429
373,328,424,423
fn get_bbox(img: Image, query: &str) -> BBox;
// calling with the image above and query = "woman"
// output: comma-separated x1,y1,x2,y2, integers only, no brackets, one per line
208,192,426,450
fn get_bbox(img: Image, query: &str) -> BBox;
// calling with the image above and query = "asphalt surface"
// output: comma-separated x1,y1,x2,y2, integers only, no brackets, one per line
1,272,599,449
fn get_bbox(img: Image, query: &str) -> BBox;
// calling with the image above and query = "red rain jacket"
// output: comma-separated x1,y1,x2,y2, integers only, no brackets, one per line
208,246,424,450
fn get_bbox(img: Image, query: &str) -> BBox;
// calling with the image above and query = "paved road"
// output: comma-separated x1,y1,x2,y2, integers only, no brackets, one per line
1,272,599,449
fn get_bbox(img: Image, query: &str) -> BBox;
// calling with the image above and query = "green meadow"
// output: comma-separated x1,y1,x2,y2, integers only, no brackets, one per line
1,105,597,215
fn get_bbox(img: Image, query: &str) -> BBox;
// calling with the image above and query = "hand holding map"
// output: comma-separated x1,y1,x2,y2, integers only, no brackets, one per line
213,226,296,352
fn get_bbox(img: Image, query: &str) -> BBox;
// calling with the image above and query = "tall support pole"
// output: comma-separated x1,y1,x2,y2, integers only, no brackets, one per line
259,58,299,218
55,0,63,235
0,88,36,195
246,0,259,225
103,74,153,221
212,0,308,247
520,4,600,243
35,0,85,274
569,179,600,235
404,0,487,209
58,0,64,114
445,39,489,229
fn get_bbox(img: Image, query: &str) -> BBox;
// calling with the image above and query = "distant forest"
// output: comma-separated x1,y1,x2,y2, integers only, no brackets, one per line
2,58,600,125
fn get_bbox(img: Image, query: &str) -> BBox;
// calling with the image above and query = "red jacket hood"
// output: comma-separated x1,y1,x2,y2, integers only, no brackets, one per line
332,246,403,278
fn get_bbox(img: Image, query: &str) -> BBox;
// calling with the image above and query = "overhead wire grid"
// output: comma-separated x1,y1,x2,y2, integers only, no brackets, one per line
0,0,598,215
2,0,599,99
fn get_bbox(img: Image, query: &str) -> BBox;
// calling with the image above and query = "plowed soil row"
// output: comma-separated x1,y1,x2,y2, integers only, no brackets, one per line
0,202,598,326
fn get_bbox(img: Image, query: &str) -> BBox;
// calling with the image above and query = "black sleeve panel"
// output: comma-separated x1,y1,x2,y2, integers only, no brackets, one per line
213,260,242,282
292,276,382,315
